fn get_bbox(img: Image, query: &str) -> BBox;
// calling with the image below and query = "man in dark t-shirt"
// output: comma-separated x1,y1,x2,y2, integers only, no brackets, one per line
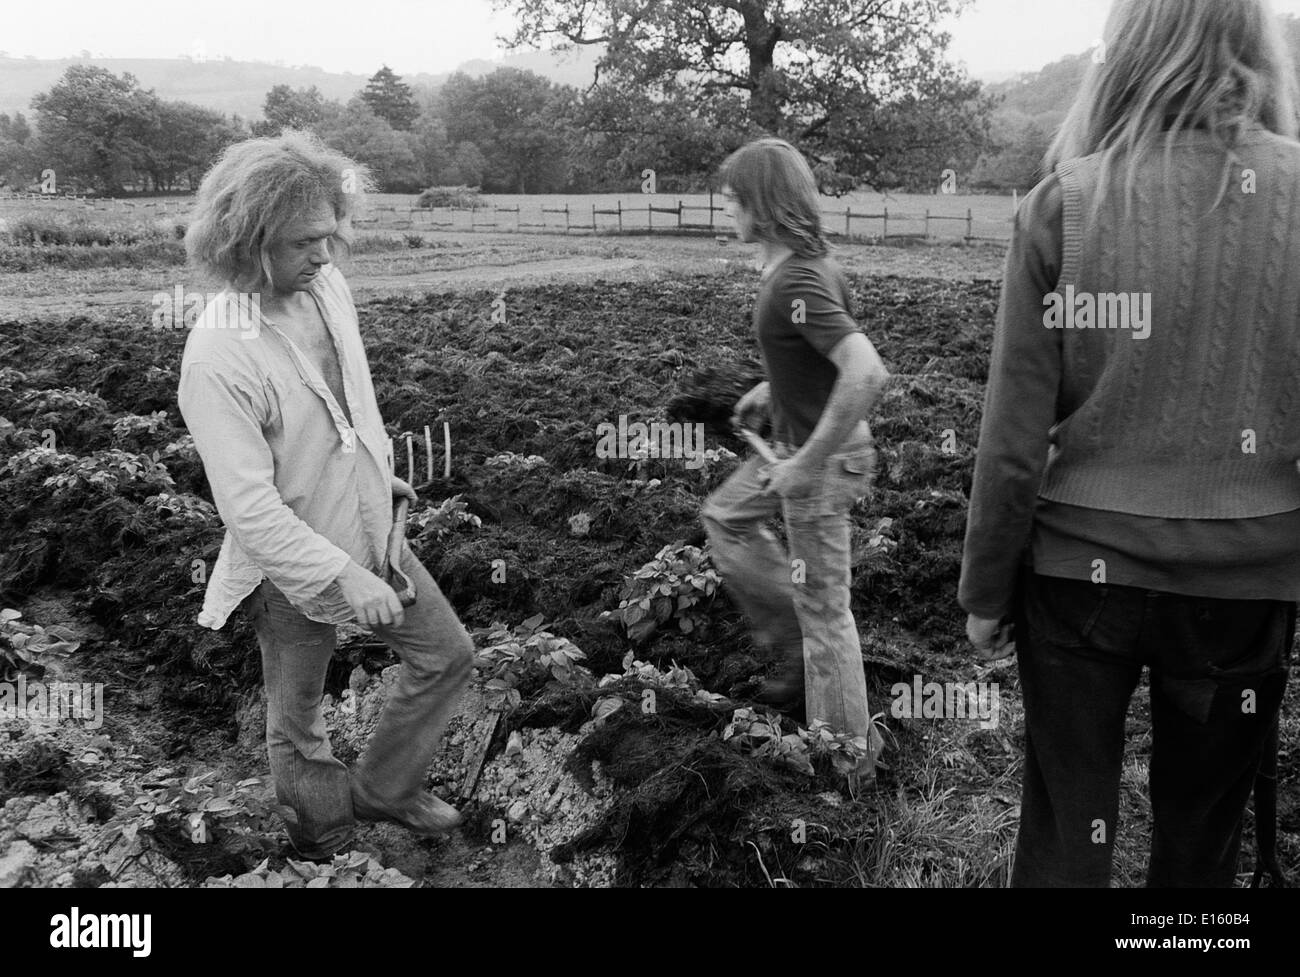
758,254,867,445
702,139,891,776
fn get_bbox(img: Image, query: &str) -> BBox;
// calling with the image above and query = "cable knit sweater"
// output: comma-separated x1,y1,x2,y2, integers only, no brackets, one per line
960,126,1300,618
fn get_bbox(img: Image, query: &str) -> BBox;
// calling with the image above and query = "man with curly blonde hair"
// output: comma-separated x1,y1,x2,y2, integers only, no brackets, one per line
178,130,473,859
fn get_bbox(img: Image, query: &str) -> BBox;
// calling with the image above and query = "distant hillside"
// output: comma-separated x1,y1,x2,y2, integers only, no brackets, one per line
0,45,605,120
986,52,1090,133
987,12,1300,135
0,57,395,120
454,45,604,90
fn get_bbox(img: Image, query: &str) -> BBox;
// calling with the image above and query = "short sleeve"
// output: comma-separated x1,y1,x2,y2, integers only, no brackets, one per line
774,260,861,358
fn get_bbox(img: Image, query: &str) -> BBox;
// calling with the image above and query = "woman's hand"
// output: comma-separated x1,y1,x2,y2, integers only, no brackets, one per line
967,614,1015,661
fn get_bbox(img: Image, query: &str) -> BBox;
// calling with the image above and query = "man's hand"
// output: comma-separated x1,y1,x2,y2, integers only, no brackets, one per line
760,457,819,499
391,475,418,504
731,381,771,432
967,614,1015,662
335,560,406,629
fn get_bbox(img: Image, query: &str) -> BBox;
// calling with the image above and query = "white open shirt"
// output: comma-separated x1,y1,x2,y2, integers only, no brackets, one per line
178,265,394,629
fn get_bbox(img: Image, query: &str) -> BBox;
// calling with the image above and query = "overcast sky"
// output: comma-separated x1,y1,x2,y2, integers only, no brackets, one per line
3,0,1300,81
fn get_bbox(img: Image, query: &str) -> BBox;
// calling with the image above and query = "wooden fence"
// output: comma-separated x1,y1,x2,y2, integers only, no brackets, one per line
0,191,190,215
367,193,1013,243
3,189,1014,243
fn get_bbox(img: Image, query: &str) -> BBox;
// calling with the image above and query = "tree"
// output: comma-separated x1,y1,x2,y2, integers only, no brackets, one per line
969,118,1052,193
145,101,245,191
439,69,575,192
575,82,744,191
0,112,32,144
361,66,418,131
254,85,338,136
30,65,161,192
0,112,37,188
409,109,455,188
321,98,422,192
497,0,995,191
444,141,488,187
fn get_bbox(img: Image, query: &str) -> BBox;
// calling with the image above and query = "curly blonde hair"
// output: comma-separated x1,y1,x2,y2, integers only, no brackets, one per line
719,138,829,258
185,130,373,291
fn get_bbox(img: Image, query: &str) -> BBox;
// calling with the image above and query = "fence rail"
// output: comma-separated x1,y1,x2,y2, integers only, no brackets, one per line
1,189,1015,243
397,193,1012,243
0,190,191,214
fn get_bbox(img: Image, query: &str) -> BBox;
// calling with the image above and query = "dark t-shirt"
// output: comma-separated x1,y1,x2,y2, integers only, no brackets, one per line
756,253,861,446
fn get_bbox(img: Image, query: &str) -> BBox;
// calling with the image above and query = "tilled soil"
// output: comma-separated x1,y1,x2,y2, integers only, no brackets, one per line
1,257,1293,888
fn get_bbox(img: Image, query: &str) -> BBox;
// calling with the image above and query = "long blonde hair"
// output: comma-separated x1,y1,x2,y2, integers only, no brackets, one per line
1044,0,1300,212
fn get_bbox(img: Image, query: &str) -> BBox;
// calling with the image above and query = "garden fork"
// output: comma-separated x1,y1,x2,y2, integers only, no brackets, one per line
385,497,417,607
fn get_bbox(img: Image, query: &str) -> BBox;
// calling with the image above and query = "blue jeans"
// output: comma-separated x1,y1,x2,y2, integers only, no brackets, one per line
1011,570,1294,887
245,542,474,857
702,439,877,739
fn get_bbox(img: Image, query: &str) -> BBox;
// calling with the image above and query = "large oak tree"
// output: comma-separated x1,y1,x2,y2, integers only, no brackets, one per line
495,0,994,190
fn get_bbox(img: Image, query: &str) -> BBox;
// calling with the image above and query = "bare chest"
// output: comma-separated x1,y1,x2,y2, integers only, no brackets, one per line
274,301,352,424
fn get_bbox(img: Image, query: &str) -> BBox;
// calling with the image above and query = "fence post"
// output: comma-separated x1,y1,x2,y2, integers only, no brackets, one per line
709,189,715,230
678,200,683,230
845,207,851,238
564,204,570,234
925,209,931,239
618,200,623,232
967,208,973,242
883,207,889,241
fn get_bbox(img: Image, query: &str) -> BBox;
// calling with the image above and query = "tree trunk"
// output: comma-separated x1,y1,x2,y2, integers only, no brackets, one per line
738,1,782,132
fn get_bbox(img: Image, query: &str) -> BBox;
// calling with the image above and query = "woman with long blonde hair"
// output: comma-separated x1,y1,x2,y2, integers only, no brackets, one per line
960,0,1300,887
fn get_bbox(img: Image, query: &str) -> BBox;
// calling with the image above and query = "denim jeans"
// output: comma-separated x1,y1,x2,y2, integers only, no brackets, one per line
701,439,877,739
245,541,474,857
1011,569,1294,888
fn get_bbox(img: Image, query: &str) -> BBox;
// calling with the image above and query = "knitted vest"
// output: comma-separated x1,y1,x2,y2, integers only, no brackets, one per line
1040,127,1300,518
